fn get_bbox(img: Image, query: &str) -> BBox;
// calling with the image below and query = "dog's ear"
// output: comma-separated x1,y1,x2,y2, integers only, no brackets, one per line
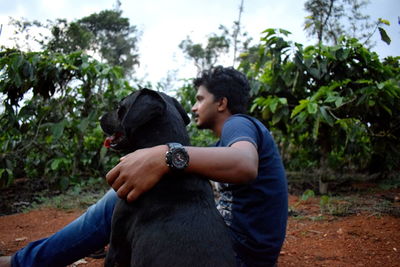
171,97,191,126
121,89,166,135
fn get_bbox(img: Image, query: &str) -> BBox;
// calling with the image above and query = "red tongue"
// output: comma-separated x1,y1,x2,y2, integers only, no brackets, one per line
103,136,113,148
103,132,123,148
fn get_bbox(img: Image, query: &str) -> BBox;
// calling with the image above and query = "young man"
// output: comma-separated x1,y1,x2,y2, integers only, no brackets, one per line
0,66,287,267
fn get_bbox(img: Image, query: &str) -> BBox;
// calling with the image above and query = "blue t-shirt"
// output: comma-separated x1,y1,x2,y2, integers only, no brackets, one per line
215,114,288,266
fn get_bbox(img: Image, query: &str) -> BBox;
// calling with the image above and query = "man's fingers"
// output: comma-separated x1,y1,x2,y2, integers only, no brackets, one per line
111,175,127,192
126,189,141,203
106,166,120,186
116,184,132,199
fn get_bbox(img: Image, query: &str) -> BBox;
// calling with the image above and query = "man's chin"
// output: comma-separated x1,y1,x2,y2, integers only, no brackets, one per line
194,119,211,130
194,121,204,129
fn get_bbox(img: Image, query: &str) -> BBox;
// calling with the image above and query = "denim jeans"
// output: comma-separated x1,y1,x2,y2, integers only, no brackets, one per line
11,189,118,267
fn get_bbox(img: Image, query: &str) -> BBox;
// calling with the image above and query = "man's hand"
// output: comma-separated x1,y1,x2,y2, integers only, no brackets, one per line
106,145,169,202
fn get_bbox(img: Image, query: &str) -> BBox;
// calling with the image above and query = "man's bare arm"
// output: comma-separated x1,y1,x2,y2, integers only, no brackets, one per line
106,141,258,202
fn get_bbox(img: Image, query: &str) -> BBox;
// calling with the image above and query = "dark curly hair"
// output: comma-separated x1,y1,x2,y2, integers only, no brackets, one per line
193,66,250,114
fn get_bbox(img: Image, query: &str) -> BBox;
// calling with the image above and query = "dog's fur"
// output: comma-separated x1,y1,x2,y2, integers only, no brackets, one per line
100,89,235,267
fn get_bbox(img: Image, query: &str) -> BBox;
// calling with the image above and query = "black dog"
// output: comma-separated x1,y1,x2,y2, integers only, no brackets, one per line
100,89,235,267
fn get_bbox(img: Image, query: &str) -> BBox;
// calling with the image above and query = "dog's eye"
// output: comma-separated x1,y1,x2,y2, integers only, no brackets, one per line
117,106,126,119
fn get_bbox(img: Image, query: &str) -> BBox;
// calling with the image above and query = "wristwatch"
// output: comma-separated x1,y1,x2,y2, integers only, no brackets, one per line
165,143,189,171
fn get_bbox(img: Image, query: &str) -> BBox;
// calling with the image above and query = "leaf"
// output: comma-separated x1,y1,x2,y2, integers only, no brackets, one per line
378,18,390,26
270,99,279,113
304,22,313,30
78,117,89,133
52,120,66,141
320,195,330,207
304,57,313,69
335,97,343,108
301,189,315,201
99,146,107,163
291,99,309,118
250,103,258,113
319,106,334,126
376,82,385,90
51,159,62,170
309,67,321,79
368,100,375,106
325,93,338,103
307,102,318,114
22,61,33,79
296,112,307,124
378,27,391,45
278,29,292,36
279,98,288,105
335,48,349,61
312,115,320,140
11,54,24,71
272,112,283,125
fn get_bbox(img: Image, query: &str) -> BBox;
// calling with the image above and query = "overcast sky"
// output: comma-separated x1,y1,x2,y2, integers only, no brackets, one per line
1,0,399,85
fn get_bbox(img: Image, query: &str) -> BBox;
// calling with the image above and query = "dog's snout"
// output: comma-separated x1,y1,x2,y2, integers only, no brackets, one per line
100,112,119,135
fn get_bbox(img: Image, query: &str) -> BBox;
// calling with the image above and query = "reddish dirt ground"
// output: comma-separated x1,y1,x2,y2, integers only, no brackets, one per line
0,194,399,267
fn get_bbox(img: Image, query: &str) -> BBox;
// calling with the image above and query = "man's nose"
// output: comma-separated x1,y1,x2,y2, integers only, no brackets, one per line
191,103,198,112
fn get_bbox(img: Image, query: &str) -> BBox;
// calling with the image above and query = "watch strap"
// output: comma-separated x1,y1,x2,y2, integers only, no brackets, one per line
167,142,183,150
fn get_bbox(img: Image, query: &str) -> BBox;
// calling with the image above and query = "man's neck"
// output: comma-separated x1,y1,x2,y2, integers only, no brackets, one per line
213,112,232,137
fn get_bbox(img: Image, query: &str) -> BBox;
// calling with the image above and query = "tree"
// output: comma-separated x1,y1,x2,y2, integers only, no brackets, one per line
304,0,390,46
179,28,230,74
242,29,399,191
46,10,140,76
4,10,141,77
179,0,251,73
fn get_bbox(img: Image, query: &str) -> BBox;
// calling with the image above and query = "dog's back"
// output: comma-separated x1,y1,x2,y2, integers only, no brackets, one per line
106,174,235,267
101,89,236,267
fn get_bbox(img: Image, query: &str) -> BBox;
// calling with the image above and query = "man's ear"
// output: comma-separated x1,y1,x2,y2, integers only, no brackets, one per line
217,97,228,112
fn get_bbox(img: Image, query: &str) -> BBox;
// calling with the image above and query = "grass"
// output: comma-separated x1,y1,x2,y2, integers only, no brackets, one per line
289,186,400,220
24,178,109,212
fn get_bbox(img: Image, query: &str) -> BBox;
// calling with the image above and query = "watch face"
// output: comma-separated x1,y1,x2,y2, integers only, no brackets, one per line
166,143,189,170
172,151,189,169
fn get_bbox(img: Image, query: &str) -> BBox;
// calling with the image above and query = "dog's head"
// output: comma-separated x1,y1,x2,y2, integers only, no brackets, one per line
100,88,191,152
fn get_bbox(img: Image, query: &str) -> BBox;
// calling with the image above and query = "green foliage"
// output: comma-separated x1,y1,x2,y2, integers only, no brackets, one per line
179,27,230,73
301,189,316,201
0,48,132,189
242,29,400,174
179,23,252,73
27,178,109,211
6,10,140,76
75,10,140,75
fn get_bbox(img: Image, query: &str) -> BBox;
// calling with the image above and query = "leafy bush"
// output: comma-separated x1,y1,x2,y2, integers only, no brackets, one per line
242,29,400,175
0,49,132,189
